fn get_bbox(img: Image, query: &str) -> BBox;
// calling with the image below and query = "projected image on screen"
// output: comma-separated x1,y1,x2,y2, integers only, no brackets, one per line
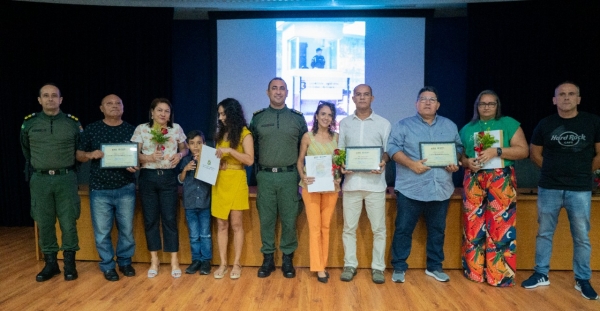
276,21,365,128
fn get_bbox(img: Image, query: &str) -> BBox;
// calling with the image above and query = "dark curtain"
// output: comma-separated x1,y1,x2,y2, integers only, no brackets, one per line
467,0,600,139
172,20,214,141
0,1,173,226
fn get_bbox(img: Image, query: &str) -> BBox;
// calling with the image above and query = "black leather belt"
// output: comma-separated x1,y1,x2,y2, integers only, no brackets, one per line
142,168,175,175
260,165,296,173
35,166,75,175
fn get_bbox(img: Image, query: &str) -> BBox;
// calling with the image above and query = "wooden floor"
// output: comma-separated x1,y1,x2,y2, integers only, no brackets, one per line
2,227,599,311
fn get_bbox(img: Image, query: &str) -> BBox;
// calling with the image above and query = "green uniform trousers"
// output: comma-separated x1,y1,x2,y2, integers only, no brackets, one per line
256,170,301,254
30,172,80,253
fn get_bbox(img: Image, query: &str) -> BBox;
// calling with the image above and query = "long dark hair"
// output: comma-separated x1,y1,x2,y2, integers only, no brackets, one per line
148,98,174,128
470,90,503,123
215,98,247,149
312,101,337,137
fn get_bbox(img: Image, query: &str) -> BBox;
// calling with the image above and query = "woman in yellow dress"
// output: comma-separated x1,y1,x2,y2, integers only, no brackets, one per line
212,98,254,279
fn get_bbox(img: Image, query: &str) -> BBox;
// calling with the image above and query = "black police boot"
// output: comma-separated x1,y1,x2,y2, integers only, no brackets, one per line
63,250,78,281
282,252,296,278
257,253,276,278
36,252,61,282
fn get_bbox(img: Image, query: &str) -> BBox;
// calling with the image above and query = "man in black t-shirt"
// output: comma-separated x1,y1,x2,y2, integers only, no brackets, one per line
521,82,600,300
76,94,138,282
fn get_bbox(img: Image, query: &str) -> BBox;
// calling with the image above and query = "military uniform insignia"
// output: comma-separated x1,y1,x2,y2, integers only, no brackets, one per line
66,114,83,132
291,109,303,116
22,113,37,129
253,108,267,116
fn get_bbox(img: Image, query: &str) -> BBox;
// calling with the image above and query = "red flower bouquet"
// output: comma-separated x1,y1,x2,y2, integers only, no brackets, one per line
332,148,346,179
474,130,498,156
150,126,169,150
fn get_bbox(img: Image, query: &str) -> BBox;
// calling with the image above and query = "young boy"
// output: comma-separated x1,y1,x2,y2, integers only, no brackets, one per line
178,130,213,275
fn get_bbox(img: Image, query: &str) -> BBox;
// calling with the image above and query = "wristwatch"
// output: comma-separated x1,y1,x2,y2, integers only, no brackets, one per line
497,147,502,157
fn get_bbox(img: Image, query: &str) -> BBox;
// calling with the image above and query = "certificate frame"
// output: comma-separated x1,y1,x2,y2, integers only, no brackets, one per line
345,146,383,171
100,143,138,168
419,142,458,168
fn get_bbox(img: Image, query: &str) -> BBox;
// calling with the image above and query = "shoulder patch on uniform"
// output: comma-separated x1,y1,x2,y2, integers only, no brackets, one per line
291,109,303,116
67,114,79,122
253,108,267,116
23,113,37,120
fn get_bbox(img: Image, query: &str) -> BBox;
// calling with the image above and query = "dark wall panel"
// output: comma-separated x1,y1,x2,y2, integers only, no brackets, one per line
467,1,600,140
172,20,214,141
0,1,173,226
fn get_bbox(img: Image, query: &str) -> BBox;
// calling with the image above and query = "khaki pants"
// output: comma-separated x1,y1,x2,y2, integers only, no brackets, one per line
342,190,386,270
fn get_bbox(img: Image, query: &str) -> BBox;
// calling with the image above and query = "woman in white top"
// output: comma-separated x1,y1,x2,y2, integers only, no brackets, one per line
131,98,188,278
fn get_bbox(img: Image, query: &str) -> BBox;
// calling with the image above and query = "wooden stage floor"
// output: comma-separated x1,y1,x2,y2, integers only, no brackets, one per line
2,227,599,310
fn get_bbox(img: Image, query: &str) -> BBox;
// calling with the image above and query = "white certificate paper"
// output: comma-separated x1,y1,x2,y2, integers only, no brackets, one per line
473,130,505,169
305,155,335,193
194,145,219,185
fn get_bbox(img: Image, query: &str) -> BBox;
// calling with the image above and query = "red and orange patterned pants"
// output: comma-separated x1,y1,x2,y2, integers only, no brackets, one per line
462,166,517,287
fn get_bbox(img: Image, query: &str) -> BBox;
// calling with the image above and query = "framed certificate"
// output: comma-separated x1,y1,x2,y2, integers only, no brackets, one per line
345,146,383,171
419,142,458,168
100,143,138,168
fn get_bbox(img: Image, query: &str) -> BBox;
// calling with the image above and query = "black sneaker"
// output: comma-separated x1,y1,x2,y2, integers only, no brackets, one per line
104,269,119,282
575,279,599,300
185,260,202,274
199,261,211,275
521,272,550,289
118,264,136,277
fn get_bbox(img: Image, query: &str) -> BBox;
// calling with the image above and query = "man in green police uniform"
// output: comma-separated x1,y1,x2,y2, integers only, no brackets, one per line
21,83,83,282
249,77,308,278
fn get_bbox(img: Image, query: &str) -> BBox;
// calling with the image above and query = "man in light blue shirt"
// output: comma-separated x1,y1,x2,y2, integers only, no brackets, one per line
386,86,462,283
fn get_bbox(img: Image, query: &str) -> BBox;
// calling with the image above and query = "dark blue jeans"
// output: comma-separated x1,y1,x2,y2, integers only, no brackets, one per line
185,208,213,261
391,191,449,272
139,169,179,252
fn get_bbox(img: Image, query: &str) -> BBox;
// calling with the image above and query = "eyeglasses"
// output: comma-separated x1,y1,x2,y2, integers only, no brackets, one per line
478,102,498,108
418,97,437,103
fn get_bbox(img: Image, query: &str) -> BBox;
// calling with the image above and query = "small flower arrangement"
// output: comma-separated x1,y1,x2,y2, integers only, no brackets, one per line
150,126,169,150
474,130,498,156
332,148,346,179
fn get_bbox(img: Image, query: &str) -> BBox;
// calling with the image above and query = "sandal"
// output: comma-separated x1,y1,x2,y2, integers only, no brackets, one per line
171,268,182,278
213,265,228,279
148,260,160,278
230,264,242,279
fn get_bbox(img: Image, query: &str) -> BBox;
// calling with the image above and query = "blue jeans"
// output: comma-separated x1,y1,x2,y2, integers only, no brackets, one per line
90,183,136,272
185,208,213,261
391,191,449,272
534,187,592,280
139,169,179,252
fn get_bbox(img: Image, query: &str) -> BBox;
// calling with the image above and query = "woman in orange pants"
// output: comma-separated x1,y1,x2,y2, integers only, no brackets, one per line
297,102,340,283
